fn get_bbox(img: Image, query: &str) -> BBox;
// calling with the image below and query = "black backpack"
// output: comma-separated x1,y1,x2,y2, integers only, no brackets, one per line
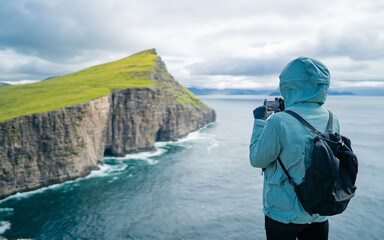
278,110,358,216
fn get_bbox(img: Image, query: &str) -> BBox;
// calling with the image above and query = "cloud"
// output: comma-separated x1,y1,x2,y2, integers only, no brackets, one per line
188,58,288,76
0,0,383,89
315,23,384,61
179,74,280,90
0,48,128,81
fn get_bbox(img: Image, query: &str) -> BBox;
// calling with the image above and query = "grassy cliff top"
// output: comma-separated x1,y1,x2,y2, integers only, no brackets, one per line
0,49,158,122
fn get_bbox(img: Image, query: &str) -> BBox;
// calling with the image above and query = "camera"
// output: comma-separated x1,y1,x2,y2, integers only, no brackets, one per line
266,97,285,112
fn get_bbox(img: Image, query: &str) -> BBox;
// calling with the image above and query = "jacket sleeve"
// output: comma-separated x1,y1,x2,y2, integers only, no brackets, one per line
249,117,281,168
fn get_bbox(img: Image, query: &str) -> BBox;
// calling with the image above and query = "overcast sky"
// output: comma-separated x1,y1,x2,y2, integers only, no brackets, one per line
1,0,384,91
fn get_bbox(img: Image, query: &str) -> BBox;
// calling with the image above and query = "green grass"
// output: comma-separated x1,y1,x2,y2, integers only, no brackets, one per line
0,49,158,122
175,86,207,109
151,57,206,109
159,80,204,109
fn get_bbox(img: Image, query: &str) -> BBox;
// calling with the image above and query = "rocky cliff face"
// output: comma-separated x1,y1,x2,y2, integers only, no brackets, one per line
0,53,215,199
104,88,214,156
0,96,112,198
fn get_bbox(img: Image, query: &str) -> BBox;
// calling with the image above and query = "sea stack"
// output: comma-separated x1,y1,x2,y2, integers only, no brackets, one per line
0,49,216,199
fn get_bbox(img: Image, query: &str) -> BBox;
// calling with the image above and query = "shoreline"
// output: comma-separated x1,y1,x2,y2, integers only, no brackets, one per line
0,122,215,204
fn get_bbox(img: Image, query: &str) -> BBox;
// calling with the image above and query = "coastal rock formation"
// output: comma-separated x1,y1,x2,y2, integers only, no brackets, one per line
0,50,215,199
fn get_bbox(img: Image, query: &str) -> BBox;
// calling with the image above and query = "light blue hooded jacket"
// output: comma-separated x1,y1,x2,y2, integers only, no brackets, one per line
249,57,340,224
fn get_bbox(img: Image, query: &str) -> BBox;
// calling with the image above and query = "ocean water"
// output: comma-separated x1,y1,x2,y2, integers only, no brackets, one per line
0,95,383,240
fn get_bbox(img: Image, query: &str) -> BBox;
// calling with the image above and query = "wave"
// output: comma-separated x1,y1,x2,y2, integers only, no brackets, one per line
0,208,13,220
104,147,165,163
0,221,11,235
104,125,216,163
84,164,115,178
157,124,217,146
0,165,109,204
0,208,13,213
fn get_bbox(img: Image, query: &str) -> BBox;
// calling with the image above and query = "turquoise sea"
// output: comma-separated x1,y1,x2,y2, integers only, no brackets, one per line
0,95,383,239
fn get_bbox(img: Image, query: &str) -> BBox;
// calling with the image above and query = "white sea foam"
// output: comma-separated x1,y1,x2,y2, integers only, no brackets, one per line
154,126,218,153
104,147,166,163
84,164,113,178
177,125,218,151
107,176,119,183
154,126,214,147
147,159,159,165
0,221,11,234
124,147,167,160
103,126,216,166
0,183,63,204
0,208,13,213
207,140,219,152
0,164,110,204
174,131,202,143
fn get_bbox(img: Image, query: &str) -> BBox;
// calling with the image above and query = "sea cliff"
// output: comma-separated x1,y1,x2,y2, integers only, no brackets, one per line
0,49,215,199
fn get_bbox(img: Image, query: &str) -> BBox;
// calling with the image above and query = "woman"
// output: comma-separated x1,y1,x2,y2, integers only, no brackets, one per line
249,57,339,240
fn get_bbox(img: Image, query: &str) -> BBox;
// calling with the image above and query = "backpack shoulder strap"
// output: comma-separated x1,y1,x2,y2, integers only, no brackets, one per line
285,110,334,133
284,110,321,134
327,110,333,133
277,156,297,186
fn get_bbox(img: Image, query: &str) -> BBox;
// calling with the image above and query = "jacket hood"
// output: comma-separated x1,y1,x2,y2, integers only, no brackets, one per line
279,57,330,107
